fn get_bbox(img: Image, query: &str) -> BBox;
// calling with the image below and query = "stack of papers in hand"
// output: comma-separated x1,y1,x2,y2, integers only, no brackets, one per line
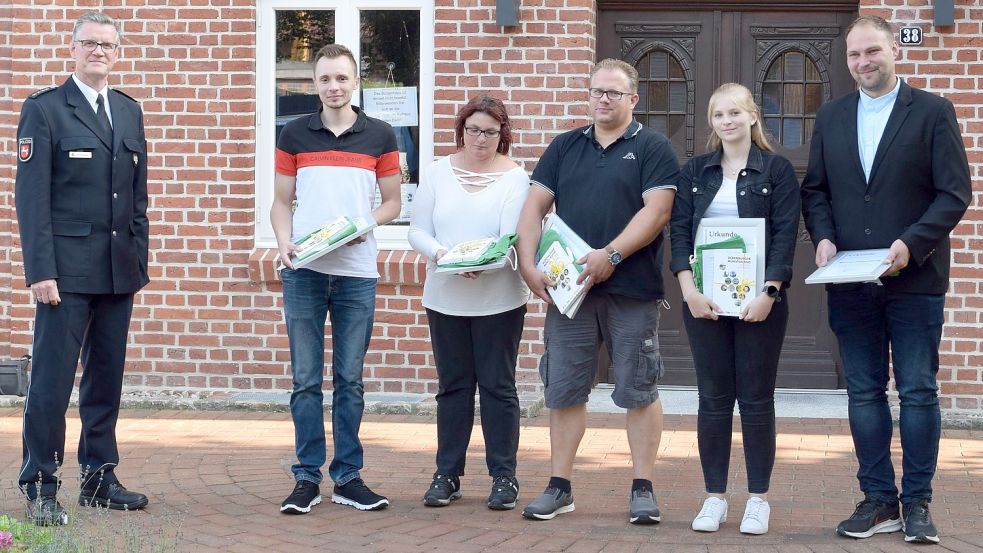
536,214,591,318
292,215,377,269
434,234,519,275
691,217,765,317
437,237,496,266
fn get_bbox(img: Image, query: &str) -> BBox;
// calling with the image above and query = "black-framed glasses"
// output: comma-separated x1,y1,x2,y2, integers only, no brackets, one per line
464,126,501,138
75,40,120,53
589,88,631,101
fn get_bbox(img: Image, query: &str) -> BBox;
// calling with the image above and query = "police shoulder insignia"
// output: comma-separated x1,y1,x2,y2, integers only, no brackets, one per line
28,87,56,99
18,138,33,162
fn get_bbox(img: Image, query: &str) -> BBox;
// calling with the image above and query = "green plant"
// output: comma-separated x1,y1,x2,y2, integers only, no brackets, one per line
2,475,183,553
0,514,54,552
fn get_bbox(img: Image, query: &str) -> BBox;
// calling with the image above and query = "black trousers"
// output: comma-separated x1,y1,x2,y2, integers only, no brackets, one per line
426,305,526,477
682,294,788,494
19,292,134,499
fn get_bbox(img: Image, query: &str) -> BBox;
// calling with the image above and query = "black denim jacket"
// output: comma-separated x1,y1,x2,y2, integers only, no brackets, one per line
669,144,801,285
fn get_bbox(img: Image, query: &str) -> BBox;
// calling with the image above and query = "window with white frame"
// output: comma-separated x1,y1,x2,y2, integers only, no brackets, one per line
255,0,435,250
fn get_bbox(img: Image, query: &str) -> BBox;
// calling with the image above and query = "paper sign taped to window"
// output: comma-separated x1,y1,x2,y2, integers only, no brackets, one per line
362,87,418,127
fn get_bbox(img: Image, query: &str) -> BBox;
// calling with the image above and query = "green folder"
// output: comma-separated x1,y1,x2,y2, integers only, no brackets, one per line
536,229,583,274
438,233,518,268
692,235,746,293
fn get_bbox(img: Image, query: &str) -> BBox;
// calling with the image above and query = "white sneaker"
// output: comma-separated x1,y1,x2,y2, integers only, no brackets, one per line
740,497,770,535
691,497,728,532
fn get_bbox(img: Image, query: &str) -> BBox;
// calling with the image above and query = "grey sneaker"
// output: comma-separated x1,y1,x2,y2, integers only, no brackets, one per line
27,496,69,526
521,487,575,520
629,488,661,525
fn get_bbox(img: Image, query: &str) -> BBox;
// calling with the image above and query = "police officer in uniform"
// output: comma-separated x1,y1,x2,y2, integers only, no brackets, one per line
15,11,150,525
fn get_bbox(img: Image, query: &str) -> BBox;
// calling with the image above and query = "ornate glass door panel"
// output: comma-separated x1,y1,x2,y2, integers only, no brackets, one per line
598,4,857,389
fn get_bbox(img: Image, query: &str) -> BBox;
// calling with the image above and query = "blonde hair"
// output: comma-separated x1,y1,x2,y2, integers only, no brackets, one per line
705,83,772,152
590,59,639,94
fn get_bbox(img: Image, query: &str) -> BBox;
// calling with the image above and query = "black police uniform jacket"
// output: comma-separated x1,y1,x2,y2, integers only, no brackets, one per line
15,77,149,295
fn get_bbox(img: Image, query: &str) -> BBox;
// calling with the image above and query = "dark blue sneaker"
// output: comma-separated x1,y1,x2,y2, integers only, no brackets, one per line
332,478,389,511
903,500,940,544
835,495,901,538
280,480,321,514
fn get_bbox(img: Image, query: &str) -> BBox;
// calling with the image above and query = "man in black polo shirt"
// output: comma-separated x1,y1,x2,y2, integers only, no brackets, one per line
516,58,679,523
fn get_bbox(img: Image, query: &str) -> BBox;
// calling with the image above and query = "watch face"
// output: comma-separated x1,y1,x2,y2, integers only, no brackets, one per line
610,251,623,265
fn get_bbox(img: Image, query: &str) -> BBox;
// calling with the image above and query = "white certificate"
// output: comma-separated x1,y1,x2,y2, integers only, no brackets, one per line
804,248,891,285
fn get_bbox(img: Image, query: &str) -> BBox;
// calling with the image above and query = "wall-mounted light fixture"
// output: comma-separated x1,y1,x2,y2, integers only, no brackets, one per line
934,0,954,26
496,0,519,26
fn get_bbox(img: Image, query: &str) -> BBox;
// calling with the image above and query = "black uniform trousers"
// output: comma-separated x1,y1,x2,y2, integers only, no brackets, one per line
19,292,134,499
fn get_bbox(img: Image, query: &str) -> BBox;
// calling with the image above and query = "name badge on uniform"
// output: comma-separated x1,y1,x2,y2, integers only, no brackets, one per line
69,150,93,159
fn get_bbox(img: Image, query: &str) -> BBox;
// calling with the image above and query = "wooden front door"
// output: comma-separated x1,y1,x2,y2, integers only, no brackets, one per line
597,1,858,388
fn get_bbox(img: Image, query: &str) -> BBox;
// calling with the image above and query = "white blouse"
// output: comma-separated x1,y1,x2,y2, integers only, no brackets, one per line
408,156,531,316
703,175,740,218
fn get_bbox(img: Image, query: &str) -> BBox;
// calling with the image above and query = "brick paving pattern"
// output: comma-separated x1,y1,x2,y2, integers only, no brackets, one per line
1,408,980,552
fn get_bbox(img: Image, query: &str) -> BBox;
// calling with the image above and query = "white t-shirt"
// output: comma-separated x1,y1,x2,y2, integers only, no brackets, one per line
704,175,739,218
408,156,531,316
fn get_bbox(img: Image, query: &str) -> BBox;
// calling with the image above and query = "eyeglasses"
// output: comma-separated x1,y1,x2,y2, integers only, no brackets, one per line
589,88,631,101
75,40,120,53
464,127,501,138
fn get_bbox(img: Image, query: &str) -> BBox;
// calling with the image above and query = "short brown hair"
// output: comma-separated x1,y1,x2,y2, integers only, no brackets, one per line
846,15,895,44
454,95,513,156
312,44,358,75
590,59,639,94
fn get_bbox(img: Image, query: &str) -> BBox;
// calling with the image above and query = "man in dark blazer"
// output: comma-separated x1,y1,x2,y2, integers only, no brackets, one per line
15,12,150,525
801,15,971,545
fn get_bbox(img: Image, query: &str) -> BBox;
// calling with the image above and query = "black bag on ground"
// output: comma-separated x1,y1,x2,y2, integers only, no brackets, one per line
0,355,30,397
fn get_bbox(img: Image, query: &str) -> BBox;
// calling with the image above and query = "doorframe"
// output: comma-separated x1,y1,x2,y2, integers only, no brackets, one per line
598,0,857,12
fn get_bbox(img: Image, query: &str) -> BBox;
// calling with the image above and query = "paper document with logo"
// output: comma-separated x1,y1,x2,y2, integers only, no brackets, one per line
536,213,592,318
704,249,757,317
434,233,518,275
690,217,765,317
291,214,377,269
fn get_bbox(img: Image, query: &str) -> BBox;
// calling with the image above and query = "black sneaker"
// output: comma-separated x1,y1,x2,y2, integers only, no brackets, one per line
423,473,461,507
835,495,902,538
26,496,69,526
903,500,940,544
487,475,519,510
332,478,389,511
280,480,322,514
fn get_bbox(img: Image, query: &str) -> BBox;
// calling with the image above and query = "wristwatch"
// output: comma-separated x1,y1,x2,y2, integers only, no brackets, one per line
763,284,780,298
606,248,623,266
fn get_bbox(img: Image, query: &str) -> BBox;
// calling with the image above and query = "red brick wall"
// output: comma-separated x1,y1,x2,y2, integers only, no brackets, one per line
1,0,980,416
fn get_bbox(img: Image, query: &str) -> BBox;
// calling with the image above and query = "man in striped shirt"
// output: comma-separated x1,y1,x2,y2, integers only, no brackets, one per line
271,44,401,515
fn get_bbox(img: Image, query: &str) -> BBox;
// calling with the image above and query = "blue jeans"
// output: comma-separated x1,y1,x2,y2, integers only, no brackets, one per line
281,268,376,486
828,284,943,506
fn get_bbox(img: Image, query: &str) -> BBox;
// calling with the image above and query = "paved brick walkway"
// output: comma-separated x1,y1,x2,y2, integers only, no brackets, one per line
1,408,981,552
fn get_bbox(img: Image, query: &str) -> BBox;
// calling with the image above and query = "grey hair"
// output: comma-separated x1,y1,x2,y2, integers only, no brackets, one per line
73,12,122,41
